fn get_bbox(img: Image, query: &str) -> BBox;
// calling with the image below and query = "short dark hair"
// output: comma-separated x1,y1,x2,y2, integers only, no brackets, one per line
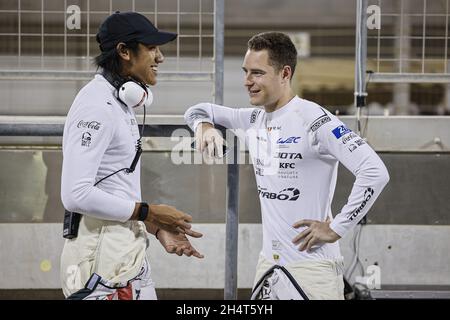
94,41,140,76
247,32,297,78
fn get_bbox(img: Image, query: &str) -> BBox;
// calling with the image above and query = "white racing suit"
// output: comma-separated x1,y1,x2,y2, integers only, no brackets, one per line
60,216,156,300
252,254,345,300
60,75,156,299
185,96,389,300
251,265,309,300
66,255,156,300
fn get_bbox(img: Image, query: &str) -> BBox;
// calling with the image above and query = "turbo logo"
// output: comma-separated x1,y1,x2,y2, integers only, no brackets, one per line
347,188,374,221
258,186,300,201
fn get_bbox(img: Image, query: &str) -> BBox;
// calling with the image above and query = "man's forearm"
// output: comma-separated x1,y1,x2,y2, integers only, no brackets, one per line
61,181,136,223
329,161,389,237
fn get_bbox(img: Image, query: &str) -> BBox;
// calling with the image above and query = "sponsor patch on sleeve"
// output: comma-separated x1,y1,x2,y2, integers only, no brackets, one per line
250,109,262,123
81,132,92,147
76,120,102,130
332,125,352,139
341,132,358,144
347,138,366,152
310,115,331,132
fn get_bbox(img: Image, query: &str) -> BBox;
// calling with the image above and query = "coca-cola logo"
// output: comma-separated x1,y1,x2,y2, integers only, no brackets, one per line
77,120,101,130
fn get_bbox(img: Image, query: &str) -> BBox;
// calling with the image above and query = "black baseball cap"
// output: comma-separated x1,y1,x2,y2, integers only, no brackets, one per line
96,11,177,51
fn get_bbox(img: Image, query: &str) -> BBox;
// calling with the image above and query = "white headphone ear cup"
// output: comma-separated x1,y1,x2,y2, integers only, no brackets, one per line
118,81,148,108
144,86,153,107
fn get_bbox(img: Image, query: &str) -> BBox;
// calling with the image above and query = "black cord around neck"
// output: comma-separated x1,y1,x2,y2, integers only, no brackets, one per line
94,70,147,186
101,69,126,91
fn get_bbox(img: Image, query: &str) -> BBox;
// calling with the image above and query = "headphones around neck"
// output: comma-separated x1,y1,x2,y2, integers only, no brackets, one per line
118,80,153,108
102,70,153,108
91,69,148,188
63,70,151,240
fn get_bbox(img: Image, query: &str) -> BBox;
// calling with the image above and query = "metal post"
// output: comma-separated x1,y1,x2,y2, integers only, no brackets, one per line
213,0,238,300
214,0,224,105
393,0,411,115
225,135,239,300
355,0,368,135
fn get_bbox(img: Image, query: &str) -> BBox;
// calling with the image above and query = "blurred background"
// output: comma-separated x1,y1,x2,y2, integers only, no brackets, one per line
0,0,449,300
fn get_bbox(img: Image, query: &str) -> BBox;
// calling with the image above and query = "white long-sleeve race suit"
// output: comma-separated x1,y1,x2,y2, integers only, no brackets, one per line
61,74,140,221
60,74,154,299
184,96,389,267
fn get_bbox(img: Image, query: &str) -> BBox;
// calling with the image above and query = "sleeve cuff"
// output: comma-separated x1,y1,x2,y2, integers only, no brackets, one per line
118,200,137,223
329,219,347,239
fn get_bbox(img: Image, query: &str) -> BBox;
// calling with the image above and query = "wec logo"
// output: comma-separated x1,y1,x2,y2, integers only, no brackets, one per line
277,136,300,144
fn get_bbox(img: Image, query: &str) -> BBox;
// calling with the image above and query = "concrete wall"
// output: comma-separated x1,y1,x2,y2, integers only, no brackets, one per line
1,223,450,289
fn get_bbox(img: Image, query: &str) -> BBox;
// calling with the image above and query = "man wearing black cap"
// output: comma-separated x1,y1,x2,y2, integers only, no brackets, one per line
60,12,203,300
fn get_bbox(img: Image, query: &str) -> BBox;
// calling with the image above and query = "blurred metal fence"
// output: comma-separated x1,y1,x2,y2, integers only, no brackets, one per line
355,0,450,116
0,0,221,85
366,0,450,83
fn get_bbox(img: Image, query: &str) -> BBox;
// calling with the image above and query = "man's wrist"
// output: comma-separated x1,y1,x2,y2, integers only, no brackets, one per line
195,121,214,136
328,221,343,240
130,202,141,220
194,120,213,132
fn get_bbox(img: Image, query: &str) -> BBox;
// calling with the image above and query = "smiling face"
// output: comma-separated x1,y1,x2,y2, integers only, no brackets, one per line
242,49,291,111
120,43,164,86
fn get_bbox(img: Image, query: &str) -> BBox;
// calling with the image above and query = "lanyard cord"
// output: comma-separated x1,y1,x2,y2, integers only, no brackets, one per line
94,104,146,187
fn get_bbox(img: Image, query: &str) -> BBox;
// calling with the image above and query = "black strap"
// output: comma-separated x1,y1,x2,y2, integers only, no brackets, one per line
66,273,102,300
101,69,148,94
252,265,310,300
101,69,126,90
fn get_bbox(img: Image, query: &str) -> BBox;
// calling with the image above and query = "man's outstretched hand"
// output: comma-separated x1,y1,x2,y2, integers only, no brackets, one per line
157,229,204,259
